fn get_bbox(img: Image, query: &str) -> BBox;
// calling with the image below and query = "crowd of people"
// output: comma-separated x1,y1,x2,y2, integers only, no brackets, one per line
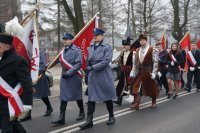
0,22,200,132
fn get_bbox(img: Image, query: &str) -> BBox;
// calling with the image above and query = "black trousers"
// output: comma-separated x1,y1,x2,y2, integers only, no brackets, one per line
186,69,200,90
181,71,185,87
0,116,26,133
156,71,169,93
87,100,114,117
60,100,84,113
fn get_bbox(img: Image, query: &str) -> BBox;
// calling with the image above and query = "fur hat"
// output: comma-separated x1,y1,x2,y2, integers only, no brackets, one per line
139,34,147,41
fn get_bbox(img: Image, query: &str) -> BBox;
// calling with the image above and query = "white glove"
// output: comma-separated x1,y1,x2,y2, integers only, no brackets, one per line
198,66,200,70
171,61,174,66
130,71,134,77
157,71,162,78
23,105,32,112
151,73,156,79
190,67,195,71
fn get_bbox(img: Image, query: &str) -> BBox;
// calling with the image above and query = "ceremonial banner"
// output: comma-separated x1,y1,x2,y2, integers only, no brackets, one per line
196,39,200,49
21,14,39,82
73,15,99,70
180,32,191,71
160,34,166,50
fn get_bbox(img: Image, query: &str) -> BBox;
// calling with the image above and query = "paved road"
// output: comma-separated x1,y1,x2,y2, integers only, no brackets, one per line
21,86,200,133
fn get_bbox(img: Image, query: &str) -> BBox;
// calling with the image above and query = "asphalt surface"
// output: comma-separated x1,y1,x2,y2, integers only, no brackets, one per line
21,86,200,133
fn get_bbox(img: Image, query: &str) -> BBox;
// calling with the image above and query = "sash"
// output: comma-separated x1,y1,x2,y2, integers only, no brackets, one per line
59,49,83,78
0,77,24,119
169,54,181,71
186,51,197,67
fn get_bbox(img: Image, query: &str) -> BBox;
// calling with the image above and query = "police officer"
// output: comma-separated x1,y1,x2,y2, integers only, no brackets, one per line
0,33,33,133
51,33,85,125
79,28,117,130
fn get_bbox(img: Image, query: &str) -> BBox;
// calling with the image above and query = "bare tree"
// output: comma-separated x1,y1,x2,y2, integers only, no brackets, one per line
61,0,85,35
171,0,191,42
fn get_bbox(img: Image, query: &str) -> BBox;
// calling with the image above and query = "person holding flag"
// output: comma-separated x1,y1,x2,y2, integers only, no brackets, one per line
166,42,183,99
185,42,200,92
0,33,33,133
51,33,85,125
79,28,116,130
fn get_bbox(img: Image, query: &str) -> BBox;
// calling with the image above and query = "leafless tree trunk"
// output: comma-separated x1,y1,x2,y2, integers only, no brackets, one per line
171,0,191,42
61,0,85,35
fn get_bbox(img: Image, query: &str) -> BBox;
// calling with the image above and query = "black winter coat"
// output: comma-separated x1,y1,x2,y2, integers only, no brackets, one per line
166,51,183,74
0,49,33,116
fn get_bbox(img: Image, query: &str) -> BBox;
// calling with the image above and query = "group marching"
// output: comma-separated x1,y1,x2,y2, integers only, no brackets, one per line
1,21,200,133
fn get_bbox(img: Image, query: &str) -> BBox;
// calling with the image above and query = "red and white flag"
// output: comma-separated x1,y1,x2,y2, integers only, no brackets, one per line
180,32,191,71
0,77,24,119
186,51,197,67
73,14,99,70
196,39,200,49
21,14,39,82
160,34,166,50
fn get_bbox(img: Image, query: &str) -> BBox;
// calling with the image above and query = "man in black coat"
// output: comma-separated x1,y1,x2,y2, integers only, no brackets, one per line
0,33,33,133
185,43,200,92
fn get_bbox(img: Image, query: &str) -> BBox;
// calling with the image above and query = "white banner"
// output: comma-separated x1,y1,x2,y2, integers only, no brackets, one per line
22,14,39,82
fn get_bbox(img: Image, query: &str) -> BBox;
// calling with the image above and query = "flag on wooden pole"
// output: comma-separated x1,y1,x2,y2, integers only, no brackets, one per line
73,14,99,70
180,32,191,71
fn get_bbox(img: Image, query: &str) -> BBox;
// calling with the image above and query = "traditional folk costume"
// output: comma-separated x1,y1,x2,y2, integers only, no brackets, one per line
130,34,159,110
113,37,133,105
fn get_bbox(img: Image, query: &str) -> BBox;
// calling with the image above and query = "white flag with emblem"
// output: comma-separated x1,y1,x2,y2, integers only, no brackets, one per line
22,14,39,82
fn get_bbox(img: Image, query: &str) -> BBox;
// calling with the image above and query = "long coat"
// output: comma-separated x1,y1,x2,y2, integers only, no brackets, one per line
132,47,159,97
0,49,33,123
87,39,117,101
115,51,133,97
59,44,83,101
34,49,51,99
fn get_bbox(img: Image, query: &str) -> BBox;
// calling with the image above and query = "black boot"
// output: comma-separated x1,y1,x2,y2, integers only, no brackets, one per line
76,112,85,121
107,116,115,125
113,96,123,106
51,112,65,125
76,99,85,121
19,110,32,122
42,97,53,116
44,107,53,116
51,101,67,125
105,100,115,125
79,114,93,130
